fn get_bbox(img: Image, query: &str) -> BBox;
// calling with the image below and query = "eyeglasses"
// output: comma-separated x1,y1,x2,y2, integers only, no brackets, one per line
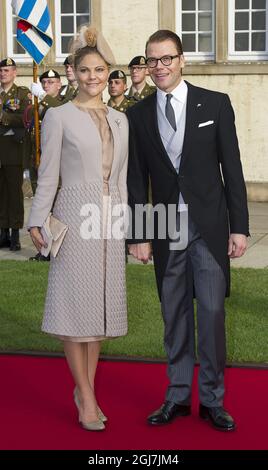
146,55,180,68
129,66,146,72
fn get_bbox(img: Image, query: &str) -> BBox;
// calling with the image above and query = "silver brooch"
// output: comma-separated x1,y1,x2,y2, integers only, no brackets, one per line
115,119,121,127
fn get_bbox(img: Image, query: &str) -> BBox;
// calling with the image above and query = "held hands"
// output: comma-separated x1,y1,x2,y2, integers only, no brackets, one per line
31,82,46,100
228,234,247,258
128,243,152,264
30,227,47,252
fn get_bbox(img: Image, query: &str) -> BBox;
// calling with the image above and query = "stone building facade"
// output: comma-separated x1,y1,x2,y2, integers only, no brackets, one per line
0,0,267,200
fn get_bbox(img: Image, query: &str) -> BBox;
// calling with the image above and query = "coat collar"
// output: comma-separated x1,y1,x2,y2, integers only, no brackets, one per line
69,102,122,180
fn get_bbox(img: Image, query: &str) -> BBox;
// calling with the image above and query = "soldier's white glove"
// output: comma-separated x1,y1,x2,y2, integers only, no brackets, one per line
31,82,46,100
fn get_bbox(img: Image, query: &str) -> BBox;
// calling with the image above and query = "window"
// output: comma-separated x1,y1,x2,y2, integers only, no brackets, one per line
229,0,268,60
55,0,91,60
176,0,215,61
5,0,30,62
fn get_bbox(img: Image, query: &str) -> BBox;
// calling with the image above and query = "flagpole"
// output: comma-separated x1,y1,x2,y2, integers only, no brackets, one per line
33,61,41,167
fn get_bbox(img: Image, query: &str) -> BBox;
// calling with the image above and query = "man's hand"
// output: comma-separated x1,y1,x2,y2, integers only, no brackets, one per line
228,234,247,258
128,242,152,264
31,82,46,100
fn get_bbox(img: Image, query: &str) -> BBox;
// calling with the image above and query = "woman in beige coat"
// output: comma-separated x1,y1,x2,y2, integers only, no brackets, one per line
28,27,128,431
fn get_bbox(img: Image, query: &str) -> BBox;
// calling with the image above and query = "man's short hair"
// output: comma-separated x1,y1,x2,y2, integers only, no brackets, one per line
145,30,183,56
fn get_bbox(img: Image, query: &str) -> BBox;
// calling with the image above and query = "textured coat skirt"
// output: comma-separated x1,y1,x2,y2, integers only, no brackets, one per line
28,102,129,338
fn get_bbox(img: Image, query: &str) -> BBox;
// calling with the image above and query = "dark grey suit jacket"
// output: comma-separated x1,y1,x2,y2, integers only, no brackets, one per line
127,81,249,299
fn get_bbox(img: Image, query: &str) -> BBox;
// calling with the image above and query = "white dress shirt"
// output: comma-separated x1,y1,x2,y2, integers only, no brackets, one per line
157,79,188,129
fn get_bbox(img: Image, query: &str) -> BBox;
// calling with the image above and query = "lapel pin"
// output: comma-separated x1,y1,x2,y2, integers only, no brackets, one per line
115,119,121,128
197,103,202,107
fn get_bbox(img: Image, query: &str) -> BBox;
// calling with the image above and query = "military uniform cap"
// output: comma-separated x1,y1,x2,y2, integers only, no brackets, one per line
40,69,60,81
108,70,126,82
63,55,73,66
0,57,16,67
128,56,146,67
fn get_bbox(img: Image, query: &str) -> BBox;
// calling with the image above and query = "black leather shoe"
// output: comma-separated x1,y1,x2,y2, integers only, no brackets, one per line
29,252,50,261
199,404,236,432
0,228,10,248
147,401,191,426
10,229,21,251
10,242,21,251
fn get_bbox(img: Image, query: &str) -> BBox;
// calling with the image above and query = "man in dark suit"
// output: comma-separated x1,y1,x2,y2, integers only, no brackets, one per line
127,30,249,432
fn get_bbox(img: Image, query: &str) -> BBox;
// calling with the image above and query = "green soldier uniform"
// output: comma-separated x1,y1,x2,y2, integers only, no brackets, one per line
127,55,155,101
128,81,156,101
59,83,78,102
0,58,32,250
38,92,67,120
108,95,136,112
107,70,136,113
60,55,78,102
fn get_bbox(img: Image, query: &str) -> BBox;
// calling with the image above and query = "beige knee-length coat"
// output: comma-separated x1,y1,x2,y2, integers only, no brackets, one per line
28,102,129,338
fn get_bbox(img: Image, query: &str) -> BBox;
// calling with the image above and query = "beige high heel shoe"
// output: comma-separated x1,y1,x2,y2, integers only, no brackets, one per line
73,390,105,431
80,418,105,432
73,387,108,422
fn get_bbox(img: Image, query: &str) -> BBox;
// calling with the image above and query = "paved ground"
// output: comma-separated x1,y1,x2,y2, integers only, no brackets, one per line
0,199,267,268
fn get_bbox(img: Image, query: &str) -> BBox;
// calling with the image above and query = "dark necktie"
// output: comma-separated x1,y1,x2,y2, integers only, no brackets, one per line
165,94,177,131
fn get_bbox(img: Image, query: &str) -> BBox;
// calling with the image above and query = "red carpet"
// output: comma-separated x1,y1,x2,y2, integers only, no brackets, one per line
0,355,267,450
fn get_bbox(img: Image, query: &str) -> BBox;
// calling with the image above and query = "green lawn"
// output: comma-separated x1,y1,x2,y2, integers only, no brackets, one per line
0,261,267,363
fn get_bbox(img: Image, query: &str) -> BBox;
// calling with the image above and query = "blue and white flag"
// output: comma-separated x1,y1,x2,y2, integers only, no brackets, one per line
12,0,53,65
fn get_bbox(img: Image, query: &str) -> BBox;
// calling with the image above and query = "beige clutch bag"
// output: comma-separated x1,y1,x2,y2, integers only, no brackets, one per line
40,213,68,258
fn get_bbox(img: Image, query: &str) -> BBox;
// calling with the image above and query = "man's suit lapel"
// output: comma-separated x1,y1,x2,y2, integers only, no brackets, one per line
180,81,204,168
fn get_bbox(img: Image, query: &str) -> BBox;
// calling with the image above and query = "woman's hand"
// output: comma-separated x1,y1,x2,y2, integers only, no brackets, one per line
29,227,47,252
128,242,152,264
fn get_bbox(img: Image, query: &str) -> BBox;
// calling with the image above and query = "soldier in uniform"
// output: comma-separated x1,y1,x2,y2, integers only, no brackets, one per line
26,70,65,261
0,58,32,251
25,69,64,195
60,55,78,101
127,55,155,101
107,70,136,113
30,69,64,121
